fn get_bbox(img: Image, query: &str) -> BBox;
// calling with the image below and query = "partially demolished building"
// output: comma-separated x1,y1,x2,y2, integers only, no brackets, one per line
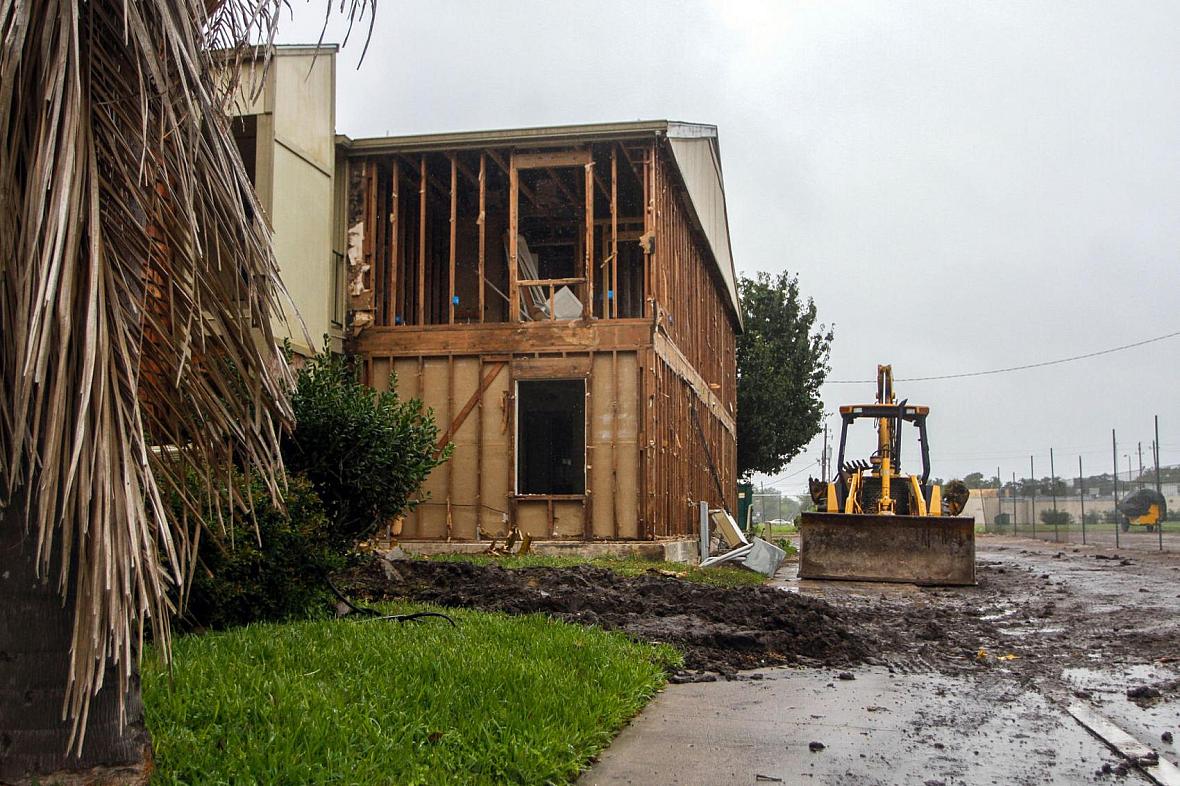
339,121,741,543
233,48,741,545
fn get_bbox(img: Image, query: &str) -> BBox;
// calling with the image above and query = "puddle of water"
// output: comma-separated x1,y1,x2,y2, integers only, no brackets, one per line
998,626,1065,637
981,608,1018,621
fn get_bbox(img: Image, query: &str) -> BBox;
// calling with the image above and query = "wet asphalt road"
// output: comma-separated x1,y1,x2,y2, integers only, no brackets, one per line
581,536,1180,785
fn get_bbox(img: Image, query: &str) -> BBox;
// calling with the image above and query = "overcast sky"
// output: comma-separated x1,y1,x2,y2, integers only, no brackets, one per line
280,1,1180,495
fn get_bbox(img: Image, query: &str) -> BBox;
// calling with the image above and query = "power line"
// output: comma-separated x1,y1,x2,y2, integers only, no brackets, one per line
827,328,1180,384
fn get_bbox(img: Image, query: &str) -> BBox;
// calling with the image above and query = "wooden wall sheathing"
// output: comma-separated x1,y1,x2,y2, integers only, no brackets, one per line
385,351,641,541
347,135,738,541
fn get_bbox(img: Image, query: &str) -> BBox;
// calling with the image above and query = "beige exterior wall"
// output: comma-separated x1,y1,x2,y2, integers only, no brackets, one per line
230,47,340,357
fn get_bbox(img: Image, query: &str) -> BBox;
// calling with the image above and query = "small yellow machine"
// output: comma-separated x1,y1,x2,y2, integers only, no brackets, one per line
1116,488,1168,533
799,365,976,585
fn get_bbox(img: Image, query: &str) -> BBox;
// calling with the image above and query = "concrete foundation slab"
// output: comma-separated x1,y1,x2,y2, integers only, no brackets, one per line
391,538,701,564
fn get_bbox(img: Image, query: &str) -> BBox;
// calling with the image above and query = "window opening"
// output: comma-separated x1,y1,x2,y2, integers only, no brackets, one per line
516,379,585,495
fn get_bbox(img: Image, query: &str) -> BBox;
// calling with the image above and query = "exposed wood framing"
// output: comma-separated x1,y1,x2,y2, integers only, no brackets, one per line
478,153,486,323
417,157,426,326
584,159,594,321
347,137,737,542
508,158,519,323
449,156,457,324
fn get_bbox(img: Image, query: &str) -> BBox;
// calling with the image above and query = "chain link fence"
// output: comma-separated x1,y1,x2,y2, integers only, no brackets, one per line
975,491,1178,551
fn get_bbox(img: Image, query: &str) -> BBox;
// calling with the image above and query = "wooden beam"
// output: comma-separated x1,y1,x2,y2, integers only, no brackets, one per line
350,319,653,356
488,149,539,208
545,168,580,206
435,362,506,457
478,153,486,323
513,149,592,169
449,155,457,324
396,153,449,201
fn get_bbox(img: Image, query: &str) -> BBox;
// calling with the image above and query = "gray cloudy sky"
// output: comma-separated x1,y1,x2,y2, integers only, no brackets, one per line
281,1,1180,495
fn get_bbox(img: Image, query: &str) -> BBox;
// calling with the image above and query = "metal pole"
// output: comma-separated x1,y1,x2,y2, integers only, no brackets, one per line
821,423,829,483
1157,416,1163,553
1030,455,1036,538
699,500,710,563
1050,447,1059,542
997,465,1002,532
1138,442,1144,491
1079,455,1086,545
1113,429,1120,549
1012,472,1017,534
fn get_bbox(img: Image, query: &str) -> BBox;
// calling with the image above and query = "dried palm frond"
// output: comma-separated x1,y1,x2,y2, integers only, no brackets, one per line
0,0,371,751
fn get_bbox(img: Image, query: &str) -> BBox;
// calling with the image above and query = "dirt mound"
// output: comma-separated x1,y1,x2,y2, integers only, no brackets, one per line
339,558,873,673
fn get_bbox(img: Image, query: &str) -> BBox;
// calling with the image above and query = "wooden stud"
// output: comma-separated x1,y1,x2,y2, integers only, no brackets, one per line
611,350,620,539
478,153,486,323
610,147,618,320
418,157,427,325
583,354,593,540
584,158,594,321
508,155,519,323
476,358,485,538
446,354,455,538
449,156,457,324
389,160,400,326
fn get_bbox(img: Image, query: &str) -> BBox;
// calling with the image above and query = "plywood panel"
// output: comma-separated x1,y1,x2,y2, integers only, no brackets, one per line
370,358,391,393
589,354,615,538
480,360,512,536
448,357,482,539
553,501,584,538
412,358,450,538
515,502,549,538
392,358,418,401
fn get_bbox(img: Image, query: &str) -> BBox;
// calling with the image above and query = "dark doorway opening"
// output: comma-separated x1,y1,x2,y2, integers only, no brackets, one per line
516,380,585,495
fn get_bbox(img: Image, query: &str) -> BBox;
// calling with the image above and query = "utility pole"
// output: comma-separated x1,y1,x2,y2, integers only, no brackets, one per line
821,423,829,483
1113,429,1120,549
1012,472,1017,531
1079,455,1086,545
1138,442,1144,490
1126,455,1133,488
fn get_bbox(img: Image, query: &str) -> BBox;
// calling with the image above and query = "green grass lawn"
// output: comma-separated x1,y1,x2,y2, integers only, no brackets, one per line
420,552,767,588
144,603,680,785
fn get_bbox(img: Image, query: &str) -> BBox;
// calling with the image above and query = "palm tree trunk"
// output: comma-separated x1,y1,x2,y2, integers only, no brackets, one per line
0,503,151,785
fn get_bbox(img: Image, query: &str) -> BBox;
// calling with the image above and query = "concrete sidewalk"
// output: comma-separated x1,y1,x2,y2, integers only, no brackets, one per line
579,666,1132,785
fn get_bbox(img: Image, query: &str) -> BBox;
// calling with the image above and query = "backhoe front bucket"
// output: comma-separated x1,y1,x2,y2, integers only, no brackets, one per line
799,512,976,586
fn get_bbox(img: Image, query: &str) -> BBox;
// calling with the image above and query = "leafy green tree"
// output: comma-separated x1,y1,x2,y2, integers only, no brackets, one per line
963,472,986,488
736,272,833,477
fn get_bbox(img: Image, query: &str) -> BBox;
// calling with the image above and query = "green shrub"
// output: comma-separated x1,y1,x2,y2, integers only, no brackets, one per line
993,512,1010,526
1039,509,1072,527
284,346,450,548
181,472,340,630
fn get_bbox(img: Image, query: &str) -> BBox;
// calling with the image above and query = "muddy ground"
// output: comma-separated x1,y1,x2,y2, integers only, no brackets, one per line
339,538,1180,687
340,536,1180,783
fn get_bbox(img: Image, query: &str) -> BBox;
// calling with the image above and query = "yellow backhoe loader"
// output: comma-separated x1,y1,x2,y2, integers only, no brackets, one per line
800,365,976,585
